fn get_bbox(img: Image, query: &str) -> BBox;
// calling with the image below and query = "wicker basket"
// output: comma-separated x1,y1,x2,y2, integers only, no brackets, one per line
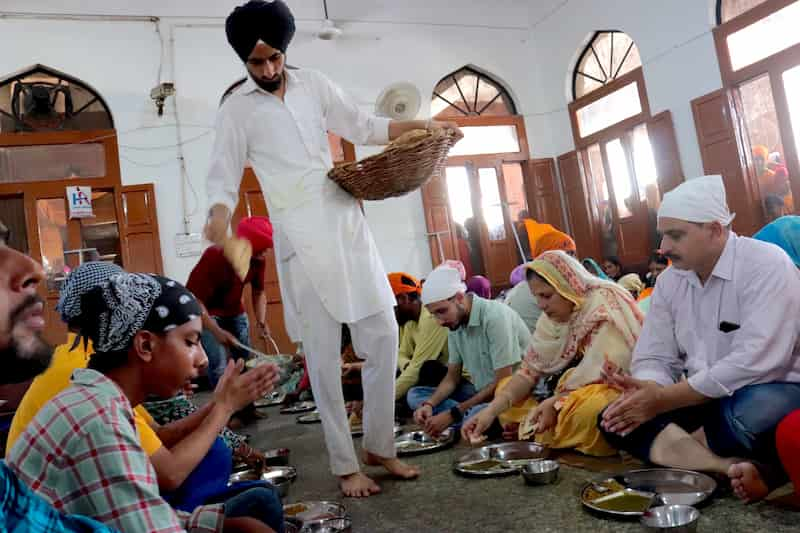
328,127,459,201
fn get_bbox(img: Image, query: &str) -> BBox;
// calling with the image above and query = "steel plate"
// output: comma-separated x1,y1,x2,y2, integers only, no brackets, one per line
281,401,317,414
453,442,549,477
394,429,456,456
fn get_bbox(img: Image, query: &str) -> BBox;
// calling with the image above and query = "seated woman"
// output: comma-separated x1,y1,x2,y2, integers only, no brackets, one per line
7,272,282,533
462,251,644,456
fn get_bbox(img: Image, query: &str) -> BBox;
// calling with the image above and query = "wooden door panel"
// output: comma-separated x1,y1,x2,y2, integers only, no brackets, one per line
648,111,685,196
529,158,566,230
120,184,163,274
558,151,599,259
231,169,293,354
421,172,458,266
692,89,761,235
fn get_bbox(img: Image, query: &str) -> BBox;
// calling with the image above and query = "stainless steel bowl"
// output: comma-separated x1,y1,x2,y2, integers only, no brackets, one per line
300,517,353,533
228,466,297,500
521,459,559,485
640,505,700,532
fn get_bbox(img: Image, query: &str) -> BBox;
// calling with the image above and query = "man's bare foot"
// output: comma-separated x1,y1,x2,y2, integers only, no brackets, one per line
363,452,421,479
729,462,770,503
339,472,381,498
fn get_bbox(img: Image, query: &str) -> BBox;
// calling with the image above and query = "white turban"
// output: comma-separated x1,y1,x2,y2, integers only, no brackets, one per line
421,266,466,305
658,174,735,226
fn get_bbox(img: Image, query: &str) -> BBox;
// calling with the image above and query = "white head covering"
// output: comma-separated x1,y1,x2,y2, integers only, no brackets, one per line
421,266,466,305
657,174,735,226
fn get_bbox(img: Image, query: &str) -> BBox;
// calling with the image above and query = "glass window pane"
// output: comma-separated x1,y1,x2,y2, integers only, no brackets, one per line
445,166,475,227
478,168,506,241
80,191,121,265
727,1,800,71
721,0,770,23
575,32,642,99
632,123,660,206
0,143,106,183
782,64,800,214
606,138,634,219
501,162,527,225
449,125,520,156
575,82,642,137
36,198,69,292
586,144,617,257
739,74,794,219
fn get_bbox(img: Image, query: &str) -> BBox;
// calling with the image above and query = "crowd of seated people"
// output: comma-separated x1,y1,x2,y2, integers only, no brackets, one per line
4,172,800,531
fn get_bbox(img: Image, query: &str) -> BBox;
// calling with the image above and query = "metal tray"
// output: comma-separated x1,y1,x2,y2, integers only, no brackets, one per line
255,391,286,408
283,501,348,523
281,401,317,414
351,424,402,438
453,442,549,477
580,468,717,517
394,428,456,456
297,410,321,424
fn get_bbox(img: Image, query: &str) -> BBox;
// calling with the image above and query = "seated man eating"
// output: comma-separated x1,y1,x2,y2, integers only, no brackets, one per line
409,266,527,437
599,175,800,503
389,272,450,404
8,272,281,532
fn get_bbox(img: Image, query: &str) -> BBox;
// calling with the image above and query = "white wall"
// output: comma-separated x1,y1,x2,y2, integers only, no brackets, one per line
0,1,728,283
522,0,723,178
0,16,532,283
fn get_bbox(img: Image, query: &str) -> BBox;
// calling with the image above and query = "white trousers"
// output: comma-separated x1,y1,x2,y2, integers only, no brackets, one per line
284,254,398,475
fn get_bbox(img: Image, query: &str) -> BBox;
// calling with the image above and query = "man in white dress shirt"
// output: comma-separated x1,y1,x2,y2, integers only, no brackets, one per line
599,175,800,503
206,0,460,497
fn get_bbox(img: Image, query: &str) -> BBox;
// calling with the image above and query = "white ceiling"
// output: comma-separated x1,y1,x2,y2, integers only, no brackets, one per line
2,0,567,30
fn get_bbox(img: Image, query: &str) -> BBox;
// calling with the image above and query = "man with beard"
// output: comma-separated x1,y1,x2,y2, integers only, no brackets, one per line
599,175,800,505
205,0,461,497
0,222,117,531
388,273,449,403
409,266,527,438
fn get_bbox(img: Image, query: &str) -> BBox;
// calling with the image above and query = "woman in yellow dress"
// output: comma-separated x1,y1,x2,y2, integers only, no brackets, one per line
463,250,644,456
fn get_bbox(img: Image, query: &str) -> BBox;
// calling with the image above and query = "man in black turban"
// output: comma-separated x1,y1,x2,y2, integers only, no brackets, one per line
209,0,463,499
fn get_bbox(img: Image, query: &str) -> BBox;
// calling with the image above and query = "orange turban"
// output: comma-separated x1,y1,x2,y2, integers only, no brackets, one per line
533,230,576,258
388,272,421,296
753,145,769,160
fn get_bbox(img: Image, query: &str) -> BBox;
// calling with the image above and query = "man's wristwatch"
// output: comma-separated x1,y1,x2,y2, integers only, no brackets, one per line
449,405,464,423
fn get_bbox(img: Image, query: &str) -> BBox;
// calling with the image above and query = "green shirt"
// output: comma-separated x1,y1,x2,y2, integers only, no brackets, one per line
395,307,449,400
448,296,528,390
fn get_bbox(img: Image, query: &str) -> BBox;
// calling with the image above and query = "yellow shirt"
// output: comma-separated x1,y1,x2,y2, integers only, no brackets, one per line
6,334,163,456
395,307,450,400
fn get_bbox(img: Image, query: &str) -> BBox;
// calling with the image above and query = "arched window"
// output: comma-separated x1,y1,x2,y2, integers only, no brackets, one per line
717,0,770,24
431,66,516,119
0,64,113,132
573,31,641,100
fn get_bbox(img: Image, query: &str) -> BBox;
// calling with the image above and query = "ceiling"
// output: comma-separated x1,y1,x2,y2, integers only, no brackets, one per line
2,0,567,30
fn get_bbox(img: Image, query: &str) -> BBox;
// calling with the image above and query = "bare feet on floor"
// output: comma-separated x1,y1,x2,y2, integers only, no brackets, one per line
728,462,770,503
339,472,381,498
363,452,421,479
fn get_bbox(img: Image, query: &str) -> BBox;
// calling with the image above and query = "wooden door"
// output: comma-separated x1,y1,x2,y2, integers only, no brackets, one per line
692,89,761,235
119,184,163,275
648,111,684,196
421,170,459,266
476,163,517,288
528,158,566,230
231,170,294,354
600,135,652,270
558,151,600,260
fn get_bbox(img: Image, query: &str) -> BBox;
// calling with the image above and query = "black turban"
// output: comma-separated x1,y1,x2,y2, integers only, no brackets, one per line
226,0,296,62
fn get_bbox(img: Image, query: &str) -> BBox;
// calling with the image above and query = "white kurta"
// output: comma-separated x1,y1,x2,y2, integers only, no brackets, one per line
206,68,399,475
206,69,396,334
